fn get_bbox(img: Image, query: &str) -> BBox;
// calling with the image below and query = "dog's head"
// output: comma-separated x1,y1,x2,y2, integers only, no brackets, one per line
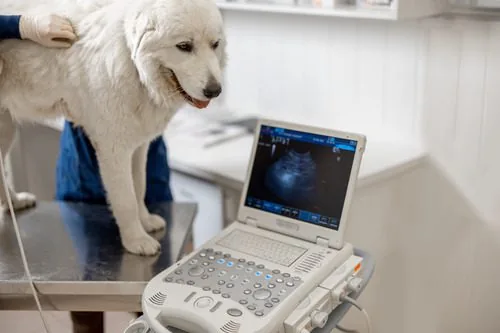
125,0,227,109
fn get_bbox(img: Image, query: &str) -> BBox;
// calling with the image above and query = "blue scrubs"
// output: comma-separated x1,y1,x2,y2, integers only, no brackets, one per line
55,121,173,204
0,15,22,39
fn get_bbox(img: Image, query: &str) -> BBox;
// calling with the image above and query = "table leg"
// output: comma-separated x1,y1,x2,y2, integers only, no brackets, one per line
70,311,104,333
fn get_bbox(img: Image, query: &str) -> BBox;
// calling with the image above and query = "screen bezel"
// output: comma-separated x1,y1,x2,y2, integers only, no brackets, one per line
237,118,366,249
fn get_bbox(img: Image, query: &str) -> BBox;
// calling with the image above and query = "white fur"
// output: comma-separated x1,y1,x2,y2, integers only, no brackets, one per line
0,0,227,255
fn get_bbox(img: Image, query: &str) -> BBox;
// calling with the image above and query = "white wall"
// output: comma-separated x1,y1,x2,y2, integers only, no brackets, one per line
223,12,426,142
422,18,500,224
342,160,500,333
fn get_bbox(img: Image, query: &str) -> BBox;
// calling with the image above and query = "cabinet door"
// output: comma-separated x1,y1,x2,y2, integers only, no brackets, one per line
170,171,224,248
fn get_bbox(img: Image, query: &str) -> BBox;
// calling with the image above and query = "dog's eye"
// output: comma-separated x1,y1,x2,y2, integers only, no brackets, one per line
176,42,193,52
212,40,220,50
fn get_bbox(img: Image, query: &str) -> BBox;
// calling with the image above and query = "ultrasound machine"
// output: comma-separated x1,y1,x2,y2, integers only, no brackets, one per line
124,119,374,333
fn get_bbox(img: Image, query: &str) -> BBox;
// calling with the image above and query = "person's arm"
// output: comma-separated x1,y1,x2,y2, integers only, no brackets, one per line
0,14,76,48
0,15,22,39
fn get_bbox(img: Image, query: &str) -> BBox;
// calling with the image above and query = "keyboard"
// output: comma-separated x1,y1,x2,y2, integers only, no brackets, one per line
216,230,307,267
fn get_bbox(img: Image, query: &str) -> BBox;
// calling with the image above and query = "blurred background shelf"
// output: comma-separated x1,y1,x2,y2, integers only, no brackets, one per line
216,0,447,20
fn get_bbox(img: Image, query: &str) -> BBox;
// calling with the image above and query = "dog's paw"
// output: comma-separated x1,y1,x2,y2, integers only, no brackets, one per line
5,192,37,212
122,233,161,256
141,213,166,232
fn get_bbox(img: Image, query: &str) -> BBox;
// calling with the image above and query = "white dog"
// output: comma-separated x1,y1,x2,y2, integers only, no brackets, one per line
0,0,227,255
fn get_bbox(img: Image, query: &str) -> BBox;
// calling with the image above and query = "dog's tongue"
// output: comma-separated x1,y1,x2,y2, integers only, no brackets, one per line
191,98,210,109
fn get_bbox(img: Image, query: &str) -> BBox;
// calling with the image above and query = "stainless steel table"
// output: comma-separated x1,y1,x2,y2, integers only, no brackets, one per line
0,201,197,312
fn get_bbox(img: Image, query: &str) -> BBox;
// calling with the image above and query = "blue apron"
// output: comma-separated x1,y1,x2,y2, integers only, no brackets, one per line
55,121,173,205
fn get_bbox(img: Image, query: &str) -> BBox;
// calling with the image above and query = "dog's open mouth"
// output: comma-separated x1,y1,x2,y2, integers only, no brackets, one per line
169,70,210,109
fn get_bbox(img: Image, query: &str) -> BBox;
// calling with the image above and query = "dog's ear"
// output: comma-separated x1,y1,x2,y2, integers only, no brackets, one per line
127,12,155,61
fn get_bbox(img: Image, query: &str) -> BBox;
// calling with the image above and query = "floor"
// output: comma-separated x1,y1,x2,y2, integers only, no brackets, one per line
0,311,134,333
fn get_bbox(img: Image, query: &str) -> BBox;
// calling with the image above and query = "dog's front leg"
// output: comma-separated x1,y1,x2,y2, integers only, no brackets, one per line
97,145,160,256
132,143,166,232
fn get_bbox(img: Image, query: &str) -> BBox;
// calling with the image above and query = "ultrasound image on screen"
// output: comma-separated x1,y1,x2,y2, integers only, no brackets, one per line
244,125,357,230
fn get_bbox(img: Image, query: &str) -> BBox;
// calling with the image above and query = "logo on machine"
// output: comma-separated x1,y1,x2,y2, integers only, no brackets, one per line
276,219,299,231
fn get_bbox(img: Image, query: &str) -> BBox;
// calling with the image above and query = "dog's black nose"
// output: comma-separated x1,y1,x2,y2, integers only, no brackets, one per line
203,81,222,99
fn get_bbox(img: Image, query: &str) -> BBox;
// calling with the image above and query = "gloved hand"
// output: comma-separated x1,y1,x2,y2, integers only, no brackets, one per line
19,14,76,48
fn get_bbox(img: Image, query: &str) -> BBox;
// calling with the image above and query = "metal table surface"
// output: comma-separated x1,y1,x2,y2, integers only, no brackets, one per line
0,201,197,312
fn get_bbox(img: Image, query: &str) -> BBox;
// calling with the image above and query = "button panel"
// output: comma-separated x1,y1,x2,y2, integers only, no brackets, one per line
163,248,304,317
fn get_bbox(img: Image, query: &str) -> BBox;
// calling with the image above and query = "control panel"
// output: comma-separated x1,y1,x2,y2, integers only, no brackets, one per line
162,247,303,318
124,252,363,333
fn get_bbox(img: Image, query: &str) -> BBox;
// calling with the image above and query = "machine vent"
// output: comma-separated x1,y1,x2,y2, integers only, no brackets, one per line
148,291,167,306
294,252,325,273
220,320,241,333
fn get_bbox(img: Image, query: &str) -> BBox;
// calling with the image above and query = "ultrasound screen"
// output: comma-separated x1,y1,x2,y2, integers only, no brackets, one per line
244,125,357,230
